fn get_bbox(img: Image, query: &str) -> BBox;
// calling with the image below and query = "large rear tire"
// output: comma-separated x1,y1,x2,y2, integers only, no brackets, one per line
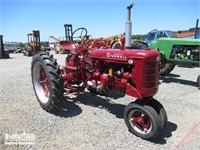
124,102,161,140
27,51,32,56
131,42,148,49
111,42,121,49
4,51,10,58
31,52,64,112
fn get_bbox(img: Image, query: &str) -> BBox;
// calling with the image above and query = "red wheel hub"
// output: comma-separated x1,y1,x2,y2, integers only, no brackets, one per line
40,67,49,97
131,111,150,131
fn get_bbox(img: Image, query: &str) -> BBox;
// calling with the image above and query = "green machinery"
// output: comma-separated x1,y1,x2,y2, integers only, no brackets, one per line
148,37,200,87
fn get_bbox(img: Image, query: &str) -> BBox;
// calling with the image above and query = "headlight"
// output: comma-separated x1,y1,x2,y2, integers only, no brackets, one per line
128,59,134,64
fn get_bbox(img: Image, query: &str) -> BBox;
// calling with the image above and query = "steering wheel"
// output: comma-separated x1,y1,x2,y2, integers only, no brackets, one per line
72,27,88,43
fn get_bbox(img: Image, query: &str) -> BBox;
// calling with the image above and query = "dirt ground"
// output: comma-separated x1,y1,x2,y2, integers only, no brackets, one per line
0,53,200,150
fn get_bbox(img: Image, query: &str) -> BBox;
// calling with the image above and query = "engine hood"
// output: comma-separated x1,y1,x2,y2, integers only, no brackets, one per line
88,48,160,62
157,37,200,45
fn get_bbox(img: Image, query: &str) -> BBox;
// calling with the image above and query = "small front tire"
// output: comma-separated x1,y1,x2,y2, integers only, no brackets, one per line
147,99,167,131
124,102,161,140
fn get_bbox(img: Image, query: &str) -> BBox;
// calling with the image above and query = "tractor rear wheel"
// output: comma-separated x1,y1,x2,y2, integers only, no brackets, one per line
124,102,161,140
131,42,148,49
4,51,10,58
160,63,175,76
31,52,64,112
111,42,121,49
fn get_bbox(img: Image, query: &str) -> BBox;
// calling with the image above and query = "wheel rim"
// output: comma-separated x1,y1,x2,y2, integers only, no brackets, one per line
33,62,49,104
129,110,152,134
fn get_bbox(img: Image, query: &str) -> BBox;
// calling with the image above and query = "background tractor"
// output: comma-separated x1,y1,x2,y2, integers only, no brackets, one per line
50,24,89,53
0,35,9,59
89,33,125,49
23,30,41,56
31,3,167,140
145,29,200,87
63,24,125,50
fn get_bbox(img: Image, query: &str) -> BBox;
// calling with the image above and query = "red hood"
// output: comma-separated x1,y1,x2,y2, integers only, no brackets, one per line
89,48,160,62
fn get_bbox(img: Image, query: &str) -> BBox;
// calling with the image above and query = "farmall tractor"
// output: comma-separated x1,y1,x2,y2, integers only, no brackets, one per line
31,3,167,140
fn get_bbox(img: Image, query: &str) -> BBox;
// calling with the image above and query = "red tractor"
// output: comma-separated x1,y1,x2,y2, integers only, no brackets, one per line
31,3,167,140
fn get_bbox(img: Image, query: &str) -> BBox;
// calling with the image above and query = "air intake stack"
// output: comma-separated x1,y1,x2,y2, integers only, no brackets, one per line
125,3,134,48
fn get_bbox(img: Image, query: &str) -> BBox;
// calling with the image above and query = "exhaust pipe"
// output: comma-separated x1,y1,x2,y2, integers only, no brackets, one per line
194,19,199,39
125,3,134,48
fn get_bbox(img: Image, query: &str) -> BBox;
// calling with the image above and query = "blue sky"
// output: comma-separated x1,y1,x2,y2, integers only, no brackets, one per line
0,0,199,42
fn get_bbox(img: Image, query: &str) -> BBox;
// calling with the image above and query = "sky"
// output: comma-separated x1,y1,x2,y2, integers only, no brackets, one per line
0,0,200,42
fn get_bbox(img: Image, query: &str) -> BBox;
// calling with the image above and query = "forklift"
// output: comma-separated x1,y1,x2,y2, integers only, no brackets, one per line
0,35,9,59
23,30,41,56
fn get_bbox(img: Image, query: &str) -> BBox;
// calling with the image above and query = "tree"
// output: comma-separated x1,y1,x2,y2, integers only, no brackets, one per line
18,42,26,47
132,34,146,41
40,41,49,47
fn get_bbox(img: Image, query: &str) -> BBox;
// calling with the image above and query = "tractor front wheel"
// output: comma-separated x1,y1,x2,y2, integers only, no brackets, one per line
134,99,167,132
31,52,64,112
147,99,167,131
124,102,161,140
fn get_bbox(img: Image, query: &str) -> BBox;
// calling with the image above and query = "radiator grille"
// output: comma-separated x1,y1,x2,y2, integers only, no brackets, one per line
142,62,158,88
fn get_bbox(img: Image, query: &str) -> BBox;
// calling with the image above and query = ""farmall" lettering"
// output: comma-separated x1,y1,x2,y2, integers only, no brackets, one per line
106,53,126,59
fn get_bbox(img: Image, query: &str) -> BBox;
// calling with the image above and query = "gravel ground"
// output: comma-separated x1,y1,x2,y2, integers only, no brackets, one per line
0,53,200,150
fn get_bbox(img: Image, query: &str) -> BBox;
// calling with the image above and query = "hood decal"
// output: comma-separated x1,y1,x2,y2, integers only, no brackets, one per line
106,53,126,59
